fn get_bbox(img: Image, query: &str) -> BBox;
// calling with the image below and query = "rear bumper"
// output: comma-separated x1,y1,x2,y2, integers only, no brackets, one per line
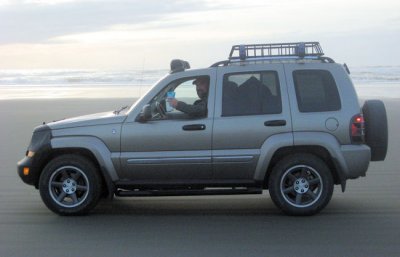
340,144,371,179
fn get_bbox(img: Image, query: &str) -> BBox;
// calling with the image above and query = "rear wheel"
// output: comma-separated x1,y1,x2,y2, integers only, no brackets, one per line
268,153,334,216
39,154,102,215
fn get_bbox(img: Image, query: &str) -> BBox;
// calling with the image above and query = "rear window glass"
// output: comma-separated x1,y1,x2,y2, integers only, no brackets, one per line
293,70,341,112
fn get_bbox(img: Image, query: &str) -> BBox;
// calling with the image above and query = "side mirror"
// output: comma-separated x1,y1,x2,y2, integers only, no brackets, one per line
137,104,152,122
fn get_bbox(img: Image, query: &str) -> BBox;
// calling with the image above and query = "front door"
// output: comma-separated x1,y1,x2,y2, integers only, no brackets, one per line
120,71,216,181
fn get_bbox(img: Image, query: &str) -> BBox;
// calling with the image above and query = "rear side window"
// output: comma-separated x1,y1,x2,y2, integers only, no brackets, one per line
293,70,341,112
222,71,282,116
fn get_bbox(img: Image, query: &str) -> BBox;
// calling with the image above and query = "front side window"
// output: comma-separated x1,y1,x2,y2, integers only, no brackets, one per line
149,76,210,120
222,71,282,116
293,70,341,112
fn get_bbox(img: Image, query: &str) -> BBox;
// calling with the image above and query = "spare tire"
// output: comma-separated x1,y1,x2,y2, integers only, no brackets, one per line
362,100,388,161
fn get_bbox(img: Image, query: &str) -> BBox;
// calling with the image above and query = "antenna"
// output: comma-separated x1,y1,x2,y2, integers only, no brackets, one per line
138,58,146,98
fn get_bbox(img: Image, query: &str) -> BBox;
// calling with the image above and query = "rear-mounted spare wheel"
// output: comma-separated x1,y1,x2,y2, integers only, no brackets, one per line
362,100,388,161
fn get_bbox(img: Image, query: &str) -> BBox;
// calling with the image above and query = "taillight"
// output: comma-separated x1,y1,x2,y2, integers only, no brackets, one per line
351,114,365,143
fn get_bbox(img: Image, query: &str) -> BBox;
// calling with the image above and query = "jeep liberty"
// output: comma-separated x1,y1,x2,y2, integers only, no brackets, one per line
17,42,388,216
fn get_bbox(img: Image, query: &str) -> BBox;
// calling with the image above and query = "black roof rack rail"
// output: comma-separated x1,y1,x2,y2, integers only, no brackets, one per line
210,60,229,67
229,42,324,61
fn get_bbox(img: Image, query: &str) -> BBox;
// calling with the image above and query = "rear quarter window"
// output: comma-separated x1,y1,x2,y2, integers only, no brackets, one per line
293,70,341,112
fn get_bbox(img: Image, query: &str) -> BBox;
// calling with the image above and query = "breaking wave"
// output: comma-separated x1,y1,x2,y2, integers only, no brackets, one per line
0,69,168,86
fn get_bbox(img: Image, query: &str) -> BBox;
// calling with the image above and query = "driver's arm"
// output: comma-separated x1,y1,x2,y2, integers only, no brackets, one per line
175,100,207,117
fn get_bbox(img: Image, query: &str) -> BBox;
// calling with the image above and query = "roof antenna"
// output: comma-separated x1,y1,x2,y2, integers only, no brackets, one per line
139,58,146,98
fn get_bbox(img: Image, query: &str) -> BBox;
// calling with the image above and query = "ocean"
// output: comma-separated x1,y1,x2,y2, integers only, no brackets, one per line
0,66,399,99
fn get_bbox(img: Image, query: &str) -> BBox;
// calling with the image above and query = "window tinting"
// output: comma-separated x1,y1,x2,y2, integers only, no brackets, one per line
293,70,341,112
222,71,282,116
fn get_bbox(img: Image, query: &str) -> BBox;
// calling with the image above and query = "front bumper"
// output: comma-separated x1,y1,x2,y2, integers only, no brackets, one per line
17,125,52,188
17,156,40,186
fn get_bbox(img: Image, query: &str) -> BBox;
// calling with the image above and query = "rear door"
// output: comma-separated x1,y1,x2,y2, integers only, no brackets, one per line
212,64,292,180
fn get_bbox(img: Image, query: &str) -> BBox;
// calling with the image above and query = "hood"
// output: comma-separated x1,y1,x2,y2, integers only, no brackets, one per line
46,111,127,130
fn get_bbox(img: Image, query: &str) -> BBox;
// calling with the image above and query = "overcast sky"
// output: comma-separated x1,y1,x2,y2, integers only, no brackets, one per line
0,0,399,69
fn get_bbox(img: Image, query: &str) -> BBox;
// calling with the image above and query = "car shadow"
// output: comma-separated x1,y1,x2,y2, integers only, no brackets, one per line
92,195,281,216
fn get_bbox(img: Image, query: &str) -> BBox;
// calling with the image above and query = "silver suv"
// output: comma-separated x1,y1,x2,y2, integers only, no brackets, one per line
17,42,388,216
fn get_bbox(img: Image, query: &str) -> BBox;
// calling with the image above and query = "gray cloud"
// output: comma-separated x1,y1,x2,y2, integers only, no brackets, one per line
0,0,211,44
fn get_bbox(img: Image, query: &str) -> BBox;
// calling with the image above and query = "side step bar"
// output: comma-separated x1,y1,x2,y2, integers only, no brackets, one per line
115,188,263,197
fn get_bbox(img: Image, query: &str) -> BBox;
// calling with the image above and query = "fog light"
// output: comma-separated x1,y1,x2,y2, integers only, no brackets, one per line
23,167,30,176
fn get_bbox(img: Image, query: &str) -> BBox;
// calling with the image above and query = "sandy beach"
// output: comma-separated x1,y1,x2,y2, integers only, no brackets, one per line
0,97,399,256
1,0,399,254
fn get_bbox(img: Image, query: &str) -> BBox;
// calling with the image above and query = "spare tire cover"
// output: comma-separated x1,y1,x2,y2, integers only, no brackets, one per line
362,100,388,161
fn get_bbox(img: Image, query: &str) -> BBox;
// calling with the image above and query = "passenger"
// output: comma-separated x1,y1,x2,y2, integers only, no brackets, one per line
168,76,209,117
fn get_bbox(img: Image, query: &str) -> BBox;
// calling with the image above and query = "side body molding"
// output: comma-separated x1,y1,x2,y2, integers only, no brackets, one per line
51,136,119,182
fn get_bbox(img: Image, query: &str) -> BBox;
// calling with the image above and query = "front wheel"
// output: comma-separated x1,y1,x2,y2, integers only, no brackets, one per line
39,154,102,215
268,153,334,216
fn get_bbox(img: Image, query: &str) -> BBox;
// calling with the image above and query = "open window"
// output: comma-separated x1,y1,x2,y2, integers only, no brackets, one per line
147,76,210,120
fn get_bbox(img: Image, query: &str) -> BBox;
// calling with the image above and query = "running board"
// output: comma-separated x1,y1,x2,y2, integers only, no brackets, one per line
115,188,262,197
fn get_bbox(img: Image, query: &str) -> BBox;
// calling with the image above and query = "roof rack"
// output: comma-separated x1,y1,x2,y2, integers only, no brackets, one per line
229,42,324,61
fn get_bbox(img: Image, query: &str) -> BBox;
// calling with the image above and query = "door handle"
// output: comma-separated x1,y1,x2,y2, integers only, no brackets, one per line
182,124,206,131
264,120,286,126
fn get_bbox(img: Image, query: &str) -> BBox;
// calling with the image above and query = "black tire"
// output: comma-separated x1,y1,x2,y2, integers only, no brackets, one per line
268,153,334,216
362,100,388,161
39,154,102,216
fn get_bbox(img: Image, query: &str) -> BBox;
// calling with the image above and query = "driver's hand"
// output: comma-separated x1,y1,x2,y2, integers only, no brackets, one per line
168,98,178,108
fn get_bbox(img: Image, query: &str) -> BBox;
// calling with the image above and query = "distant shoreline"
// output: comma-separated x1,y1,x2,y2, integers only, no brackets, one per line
1,65,400,100
0,84,152,100
1,83,400,100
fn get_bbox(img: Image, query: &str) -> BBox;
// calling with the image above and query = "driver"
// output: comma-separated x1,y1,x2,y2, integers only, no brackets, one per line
168,76,209,117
